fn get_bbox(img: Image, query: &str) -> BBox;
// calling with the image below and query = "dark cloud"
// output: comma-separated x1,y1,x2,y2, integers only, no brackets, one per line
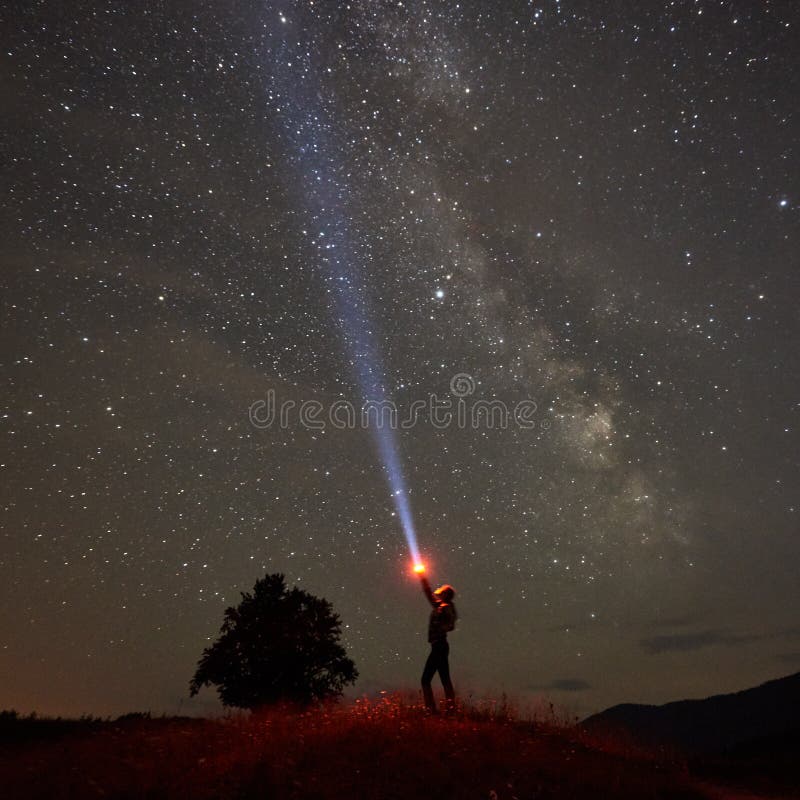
649,613,704,629
640,629,765,655
642,623,800,655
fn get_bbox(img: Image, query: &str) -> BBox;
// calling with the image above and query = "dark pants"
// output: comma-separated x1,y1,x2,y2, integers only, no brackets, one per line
421,639,455,712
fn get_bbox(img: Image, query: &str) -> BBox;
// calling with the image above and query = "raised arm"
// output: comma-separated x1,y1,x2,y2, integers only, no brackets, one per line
419,574,438,607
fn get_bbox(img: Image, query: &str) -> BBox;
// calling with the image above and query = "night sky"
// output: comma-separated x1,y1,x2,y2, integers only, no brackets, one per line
2,1,798,719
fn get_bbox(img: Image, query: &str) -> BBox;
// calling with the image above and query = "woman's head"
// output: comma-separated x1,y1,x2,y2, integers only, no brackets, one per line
435,584,456,602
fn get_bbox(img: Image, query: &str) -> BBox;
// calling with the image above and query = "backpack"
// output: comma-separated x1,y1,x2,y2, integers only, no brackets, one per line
442,602,457,632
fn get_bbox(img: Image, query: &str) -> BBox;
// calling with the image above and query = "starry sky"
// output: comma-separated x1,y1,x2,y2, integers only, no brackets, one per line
2,0,798,719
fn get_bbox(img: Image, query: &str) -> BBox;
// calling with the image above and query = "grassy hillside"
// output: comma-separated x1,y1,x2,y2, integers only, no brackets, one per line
0,696,735,799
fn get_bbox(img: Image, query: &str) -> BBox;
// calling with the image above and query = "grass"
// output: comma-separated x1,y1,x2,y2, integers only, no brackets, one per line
0,695,728,799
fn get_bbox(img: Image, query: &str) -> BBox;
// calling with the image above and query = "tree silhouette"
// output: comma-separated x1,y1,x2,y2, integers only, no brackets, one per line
189,573,358,708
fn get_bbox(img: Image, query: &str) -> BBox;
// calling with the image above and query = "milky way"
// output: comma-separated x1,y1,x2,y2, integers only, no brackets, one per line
1,1,798,717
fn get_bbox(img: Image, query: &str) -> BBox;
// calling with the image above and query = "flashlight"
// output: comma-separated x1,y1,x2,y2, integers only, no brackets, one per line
414,563,425,574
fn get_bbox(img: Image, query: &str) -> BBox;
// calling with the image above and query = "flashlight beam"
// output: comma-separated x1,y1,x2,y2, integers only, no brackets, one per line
264,13,420,564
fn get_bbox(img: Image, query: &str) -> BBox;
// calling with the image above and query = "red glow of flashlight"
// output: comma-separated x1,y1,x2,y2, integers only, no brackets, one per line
414,563,425,574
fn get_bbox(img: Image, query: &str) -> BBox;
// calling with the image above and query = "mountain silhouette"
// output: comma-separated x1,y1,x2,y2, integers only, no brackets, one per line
582,671,800,754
